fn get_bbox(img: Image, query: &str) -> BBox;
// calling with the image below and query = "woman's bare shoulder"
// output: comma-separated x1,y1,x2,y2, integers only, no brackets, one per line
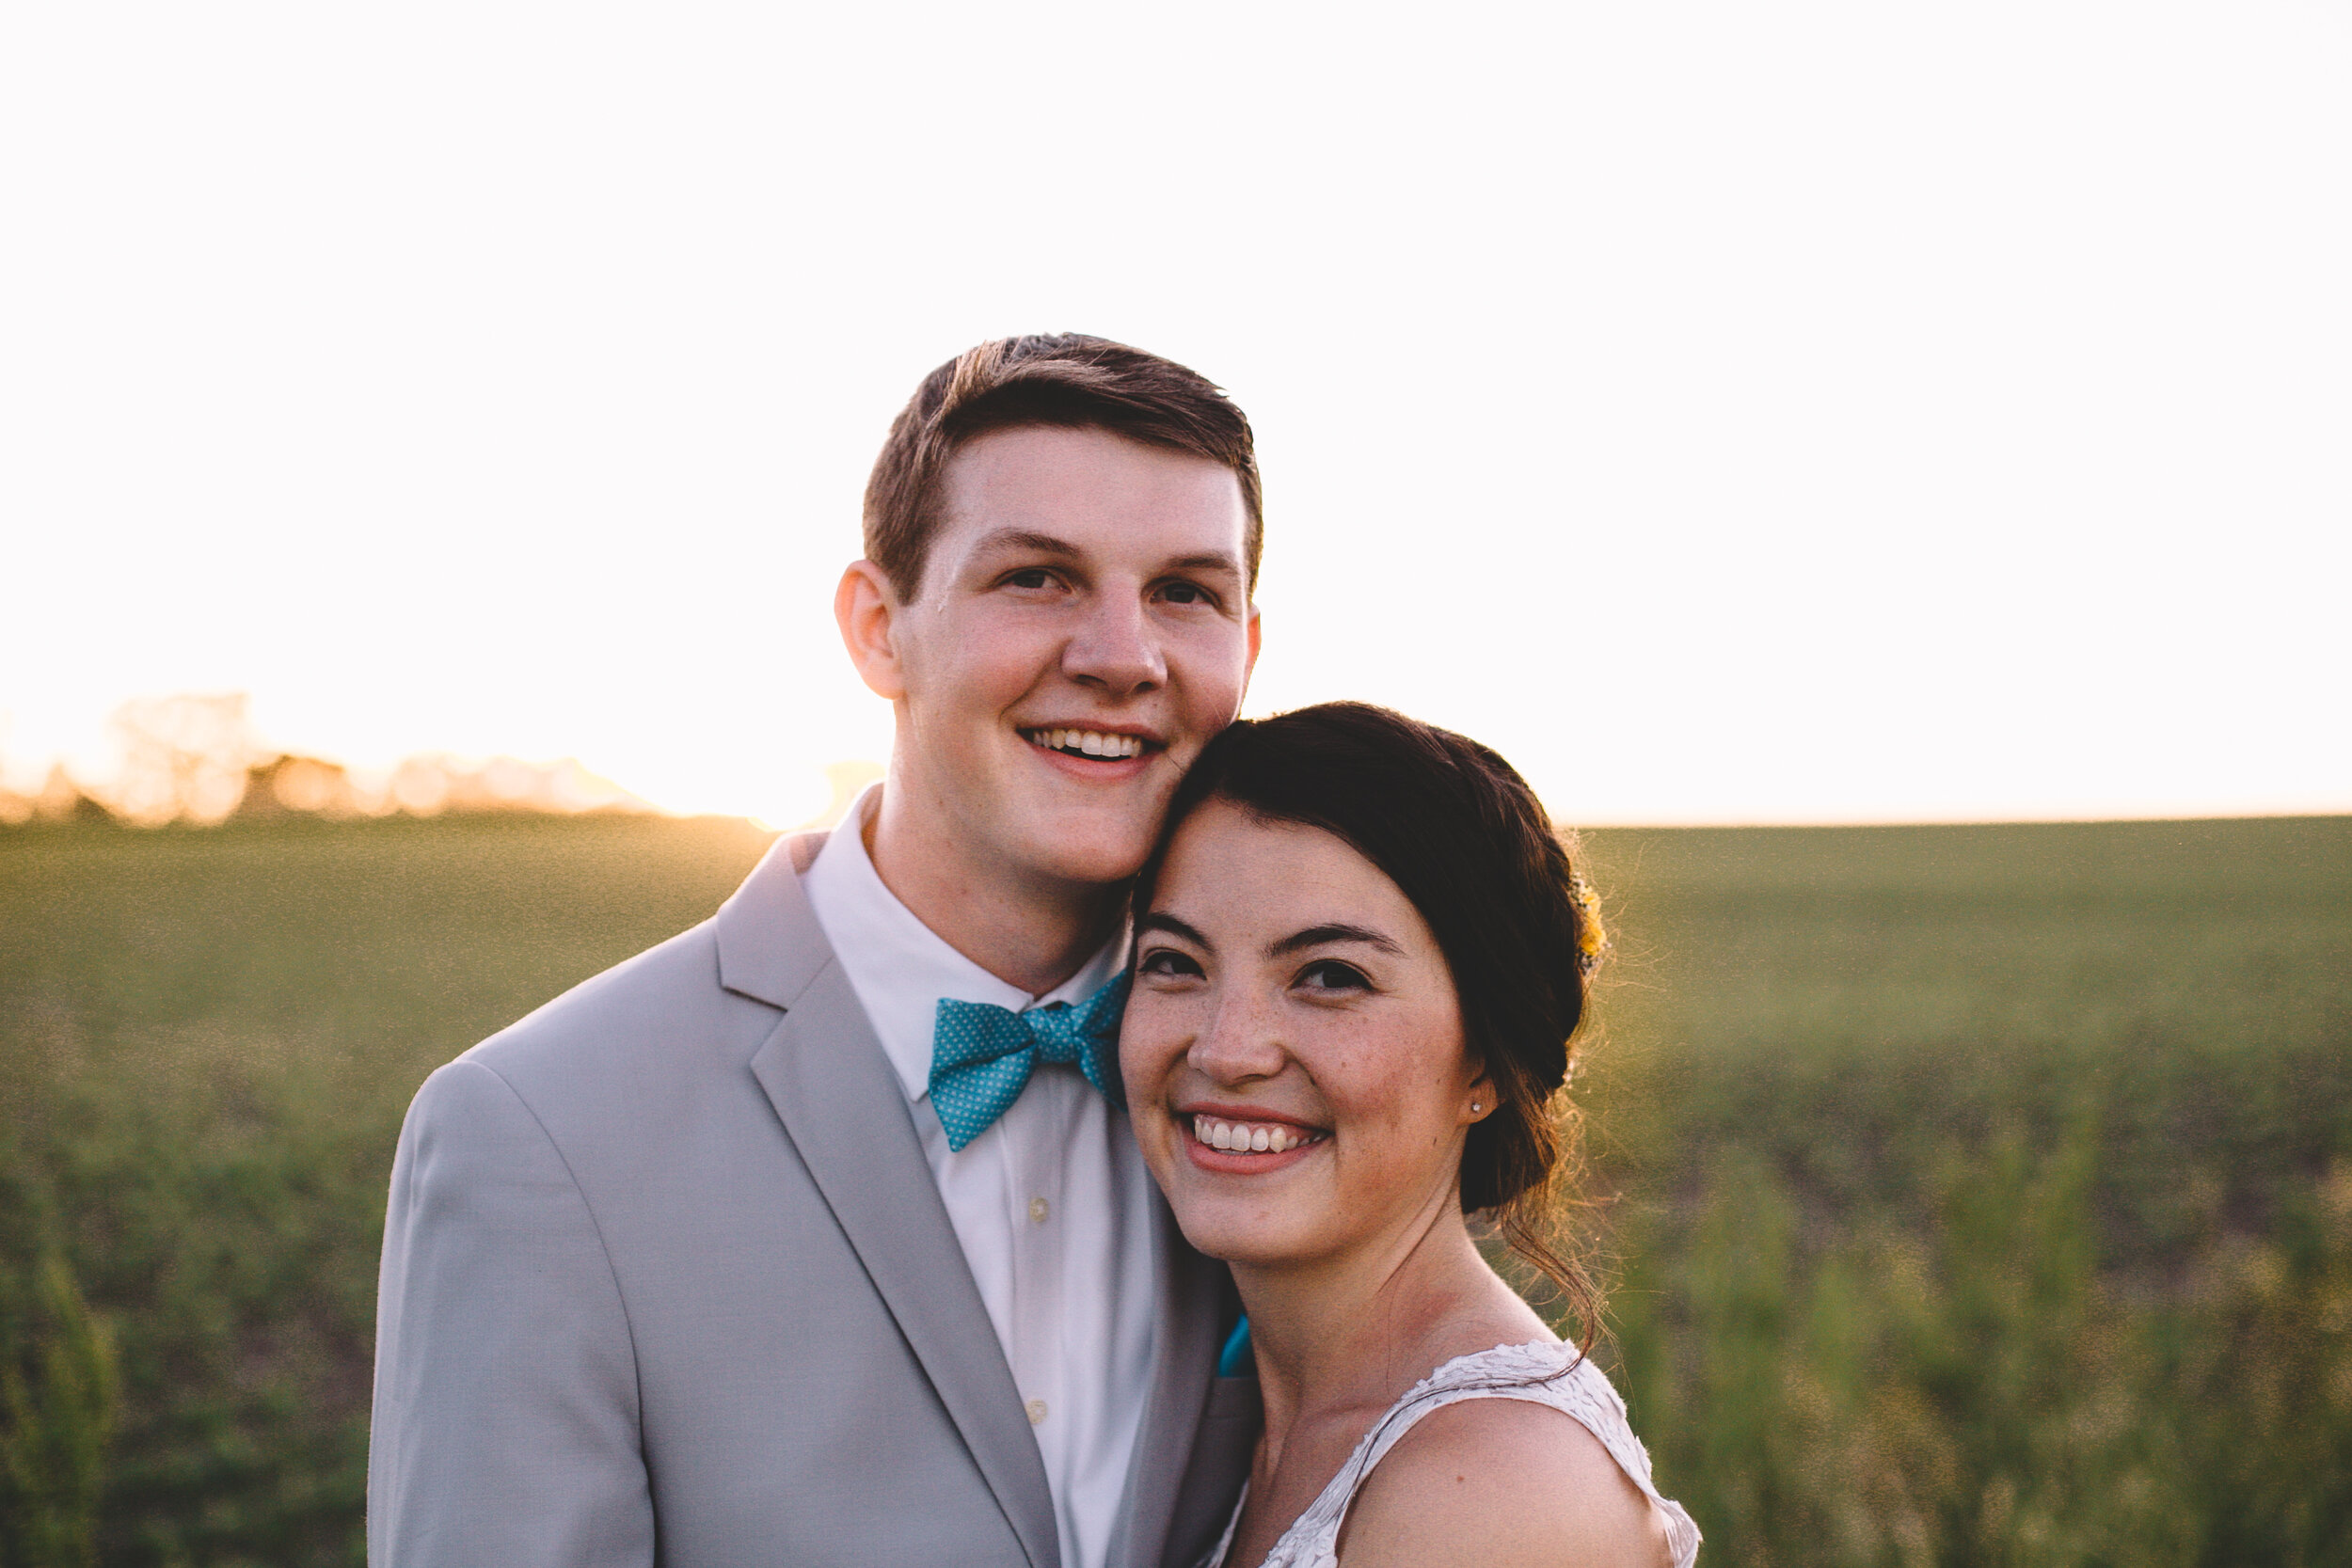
1334,1394,1671,1568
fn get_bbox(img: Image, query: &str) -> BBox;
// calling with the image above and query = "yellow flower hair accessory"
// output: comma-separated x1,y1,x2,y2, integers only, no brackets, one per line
1568,872,1608,978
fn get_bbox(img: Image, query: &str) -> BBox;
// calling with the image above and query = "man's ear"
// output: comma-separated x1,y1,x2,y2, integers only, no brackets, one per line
1244,604,1263,688
835,560,908,701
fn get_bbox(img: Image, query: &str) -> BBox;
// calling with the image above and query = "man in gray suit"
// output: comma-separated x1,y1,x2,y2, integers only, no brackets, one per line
368,335,1265,1566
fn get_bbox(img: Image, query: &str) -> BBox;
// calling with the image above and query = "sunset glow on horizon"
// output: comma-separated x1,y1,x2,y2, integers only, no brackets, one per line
5,3,2345,830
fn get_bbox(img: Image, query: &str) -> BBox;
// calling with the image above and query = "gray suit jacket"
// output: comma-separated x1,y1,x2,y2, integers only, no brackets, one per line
368,832,1258,1567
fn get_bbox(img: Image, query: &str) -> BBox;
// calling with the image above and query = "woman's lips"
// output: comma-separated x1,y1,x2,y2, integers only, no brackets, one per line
1181,1112,1328,1173
1191,1115,1324,1154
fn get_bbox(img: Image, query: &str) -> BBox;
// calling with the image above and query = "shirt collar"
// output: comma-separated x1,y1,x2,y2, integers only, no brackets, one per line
799,784,1125,1106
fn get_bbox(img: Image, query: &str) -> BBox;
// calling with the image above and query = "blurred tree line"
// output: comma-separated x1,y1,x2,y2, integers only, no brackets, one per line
0,695,645,830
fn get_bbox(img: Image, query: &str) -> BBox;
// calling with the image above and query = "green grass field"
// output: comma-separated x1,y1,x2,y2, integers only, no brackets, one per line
3,813,2346,1566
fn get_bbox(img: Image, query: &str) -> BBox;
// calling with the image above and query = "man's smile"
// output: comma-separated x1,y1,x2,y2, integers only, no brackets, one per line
1019,725,1163,762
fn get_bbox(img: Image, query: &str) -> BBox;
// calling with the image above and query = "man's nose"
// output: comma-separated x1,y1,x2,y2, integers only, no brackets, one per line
1061,591,1166,697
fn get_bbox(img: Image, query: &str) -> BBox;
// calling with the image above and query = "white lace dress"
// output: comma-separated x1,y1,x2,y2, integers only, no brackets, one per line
1200,1339,1701,1568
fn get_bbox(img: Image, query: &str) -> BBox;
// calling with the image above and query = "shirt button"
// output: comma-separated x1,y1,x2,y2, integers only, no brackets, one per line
1029,1196,1050,1225
1026,1398,1048,1426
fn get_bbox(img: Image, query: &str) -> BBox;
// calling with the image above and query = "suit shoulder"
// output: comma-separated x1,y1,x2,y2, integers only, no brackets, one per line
457,914,804,1092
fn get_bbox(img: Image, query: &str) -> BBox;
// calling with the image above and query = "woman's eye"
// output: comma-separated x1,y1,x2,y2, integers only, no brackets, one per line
1138,948,1205,980
1295,959,1371,993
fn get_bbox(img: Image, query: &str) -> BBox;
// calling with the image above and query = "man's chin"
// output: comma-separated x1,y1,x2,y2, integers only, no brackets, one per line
1010,819,1156,891
990,782,1168,884
1028,843,1152,890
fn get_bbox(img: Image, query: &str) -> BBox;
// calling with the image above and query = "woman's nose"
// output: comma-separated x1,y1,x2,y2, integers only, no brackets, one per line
1186,991,1286,1085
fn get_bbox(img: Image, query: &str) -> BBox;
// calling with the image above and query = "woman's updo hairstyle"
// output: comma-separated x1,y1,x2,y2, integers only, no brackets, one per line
1131,702,1607,1338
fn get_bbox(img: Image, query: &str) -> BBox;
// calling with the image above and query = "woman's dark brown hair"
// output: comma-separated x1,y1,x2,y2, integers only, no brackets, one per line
1132,701,1608,1346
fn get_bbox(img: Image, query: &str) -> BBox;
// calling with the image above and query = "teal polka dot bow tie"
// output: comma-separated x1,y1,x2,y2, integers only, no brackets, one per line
929,974,1128,1152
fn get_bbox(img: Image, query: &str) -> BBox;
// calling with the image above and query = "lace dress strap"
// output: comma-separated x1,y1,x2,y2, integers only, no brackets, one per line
1206,1339,1699,1568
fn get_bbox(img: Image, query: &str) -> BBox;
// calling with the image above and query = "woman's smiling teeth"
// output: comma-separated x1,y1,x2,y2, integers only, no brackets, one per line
1025,727,1148,760
1191,1116,1326,1154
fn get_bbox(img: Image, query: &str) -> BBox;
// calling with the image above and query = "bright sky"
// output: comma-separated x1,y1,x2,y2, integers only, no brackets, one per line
3,2,2344,828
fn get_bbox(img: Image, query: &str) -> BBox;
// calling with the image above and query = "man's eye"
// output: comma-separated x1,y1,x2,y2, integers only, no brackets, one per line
1295,960,1371,993
1159,580,1212,607
1005,568,1057,590
1138,948,1206,980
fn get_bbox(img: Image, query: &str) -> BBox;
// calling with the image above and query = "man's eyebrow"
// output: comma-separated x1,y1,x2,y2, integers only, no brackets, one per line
1136,911,1211,947
966,531,1243,583
1159,551,1244,578
970,528,1082,559
1267,924,1404,958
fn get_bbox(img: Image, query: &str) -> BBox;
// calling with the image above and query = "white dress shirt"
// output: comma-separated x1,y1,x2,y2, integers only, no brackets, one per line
800,787,1160,1568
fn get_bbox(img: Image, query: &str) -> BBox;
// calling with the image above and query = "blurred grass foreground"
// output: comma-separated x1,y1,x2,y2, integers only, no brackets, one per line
1,811,2347,1566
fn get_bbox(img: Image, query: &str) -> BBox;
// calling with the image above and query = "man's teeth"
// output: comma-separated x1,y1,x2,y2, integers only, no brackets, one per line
1027,728,1147,760
1191,1116,1326,1154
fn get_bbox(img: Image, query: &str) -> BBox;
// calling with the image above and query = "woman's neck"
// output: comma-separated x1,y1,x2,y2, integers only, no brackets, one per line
1233,1192,1551,1473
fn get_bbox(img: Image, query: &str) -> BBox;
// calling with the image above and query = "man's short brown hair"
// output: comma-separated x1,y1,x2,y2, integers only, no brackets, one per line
862,334,1263,599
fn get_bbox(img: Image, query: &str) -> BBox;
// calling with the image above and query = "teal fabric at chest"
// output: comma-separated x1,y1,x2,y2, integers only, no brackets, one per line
928,974,1128,1151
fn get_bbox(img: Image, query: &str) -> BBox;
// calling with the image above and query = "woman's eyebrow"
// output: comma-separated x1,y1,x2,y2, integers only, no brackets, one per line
1136,911,1211,947
1267,923,1403,958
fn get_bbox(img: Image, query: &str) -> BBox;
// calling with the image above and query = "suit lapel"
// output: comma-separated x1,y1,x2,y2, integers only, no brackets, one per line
724,834,1061,1568
1109,1196,1226,1568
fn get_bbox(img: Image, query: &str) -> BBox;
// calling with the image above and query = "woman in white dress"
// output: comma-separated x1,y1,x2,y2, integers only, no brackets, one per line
1120,703,1700,1568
